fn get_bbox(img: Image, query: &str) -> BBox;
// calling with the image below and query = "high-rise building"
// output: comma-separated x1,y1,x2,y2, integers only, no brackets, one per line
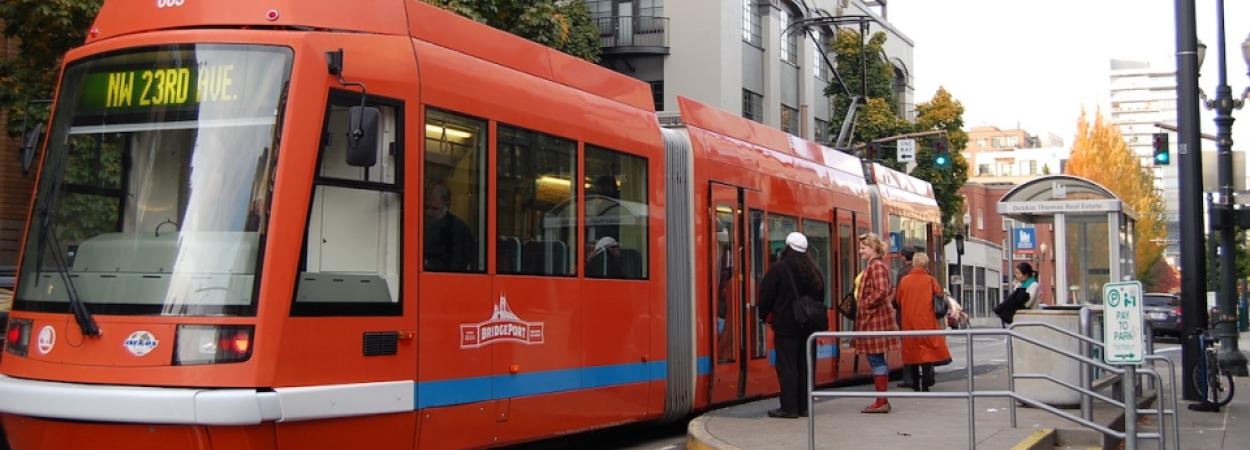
1108,59,1179,261
587,0,916,143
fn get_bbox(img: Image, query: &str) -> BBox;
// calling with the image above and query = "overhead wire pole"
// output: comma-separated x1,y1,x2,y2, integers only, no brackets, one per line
783,13,876,150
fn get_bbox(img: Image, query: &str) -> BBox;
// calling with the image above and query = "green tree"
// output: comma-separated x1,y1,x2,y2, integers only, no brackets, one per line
825,29,900,145
423,0,601,62
909,87,970,241
0,0,103,136
1066,109,1166,283
819,27,970,242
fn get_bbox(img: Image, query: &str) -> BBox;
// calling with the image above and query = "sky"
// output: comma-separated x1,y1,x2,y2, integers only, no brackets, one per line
888,0,1250,150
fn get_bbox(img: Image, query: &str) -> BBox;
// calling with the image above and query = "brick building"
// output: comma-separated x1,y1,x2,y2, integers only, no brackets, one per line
1,20,33,269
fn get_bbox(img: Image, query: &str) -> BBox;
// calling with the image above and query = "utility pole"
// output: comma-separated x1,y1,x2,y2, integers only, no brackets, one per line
1174,0,1209,402
1203,0,1248,377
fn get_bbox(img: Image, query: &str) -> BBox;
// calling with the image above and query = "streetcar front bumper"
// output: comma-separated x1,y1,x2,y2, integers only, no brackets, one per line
0,375,413,425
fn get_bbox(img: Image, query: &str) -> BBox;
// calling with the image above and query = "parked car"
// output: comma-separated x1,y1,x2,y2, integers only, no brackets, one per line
1144,292,1181,338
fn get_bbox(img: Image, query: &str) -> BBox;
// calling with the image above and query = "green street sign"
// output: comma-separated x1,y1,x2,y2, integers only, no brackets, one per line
1103,281,1145,365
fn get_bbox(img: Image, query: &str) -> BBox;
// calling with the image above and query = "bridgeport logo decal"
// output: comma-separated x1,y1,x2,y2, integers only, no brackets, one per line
460,296,544,349
123,331,160,356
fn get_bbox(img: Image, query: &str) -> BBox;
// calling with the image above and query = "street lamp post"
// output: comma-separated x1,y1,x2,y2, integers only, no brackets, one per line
1198,0,1250,377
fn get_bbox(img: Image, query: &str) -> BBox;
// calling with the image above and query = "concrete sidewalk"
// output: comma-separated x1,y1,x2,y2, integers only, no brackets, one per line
687,338,1250,449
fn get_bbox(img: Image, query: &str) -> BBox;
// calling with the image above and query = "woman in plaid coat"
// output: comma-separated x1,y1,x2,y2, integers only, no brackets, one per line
854,233,900,413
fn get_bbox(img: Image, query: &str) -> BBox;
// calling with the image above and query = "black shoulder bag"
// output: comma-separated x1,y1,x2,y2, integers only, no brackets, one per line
787,268,829,332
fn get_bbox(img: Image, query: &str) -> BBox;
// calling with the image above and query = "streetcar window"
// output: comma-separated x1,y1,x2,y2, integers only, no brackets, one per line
584,145,648,280
293,93,402,315
497,124,576,276
424,109,487,273
750,209,767,359
765,214,798,267
838,222,855,335
804,219,832,307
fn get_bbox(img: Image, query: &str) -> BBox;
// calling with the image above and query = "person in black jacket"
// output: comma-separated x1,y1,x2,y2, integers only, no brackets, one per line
758,232,826,419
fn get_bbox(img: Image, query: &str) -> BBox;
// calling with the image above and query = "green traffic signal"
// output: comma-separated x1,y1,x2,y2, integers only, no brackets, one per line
1152,132,1170,166
934,136,951,167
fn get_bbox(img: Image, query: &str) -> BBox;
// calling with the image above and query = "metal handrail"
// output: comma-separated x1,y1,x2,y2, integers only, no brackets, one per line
805,327,1170,450
1008,320,1179,449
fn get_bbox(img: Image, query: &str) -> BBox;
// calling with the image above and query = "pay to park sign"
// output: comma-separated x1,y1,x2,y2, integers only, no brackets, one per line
1103,281,1145,365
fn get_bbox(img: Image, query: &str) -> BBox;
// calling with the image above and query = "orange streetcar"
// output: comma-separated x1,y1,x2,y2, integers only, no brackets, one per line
0,1,942,449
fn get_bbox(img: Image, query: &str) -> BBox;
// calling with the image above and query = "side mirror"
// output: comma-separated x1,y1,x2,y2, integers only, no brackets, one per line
19,122,45,176
346,106,379,167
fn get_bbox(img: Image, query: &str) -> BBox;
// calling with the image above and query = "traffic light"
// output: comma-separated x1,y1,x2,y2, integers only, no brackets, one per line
934,137,951,168
1152,132,1170,165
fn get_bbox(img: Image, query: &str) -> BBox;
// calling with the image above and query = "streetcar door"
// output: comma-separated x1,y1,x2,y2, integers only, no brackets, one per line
743,191,774,394
709,183,746,402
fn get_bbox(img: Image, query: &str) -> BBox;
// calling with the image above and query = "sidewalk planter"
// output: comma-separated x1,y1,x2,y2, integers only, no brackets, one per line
1014,309,1083,407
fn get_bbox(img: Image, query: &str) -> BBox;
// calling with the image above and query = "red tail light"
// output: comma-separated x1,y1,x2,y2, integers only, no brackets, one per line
224,329,251,354
173,325,254,365
1173,306,1182,316
5,319,32,358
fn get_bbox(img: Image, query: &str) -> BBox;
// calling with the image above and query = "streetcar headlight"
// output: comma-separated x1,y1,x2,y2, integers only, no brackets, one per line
4,318,32,358
173,325,254,365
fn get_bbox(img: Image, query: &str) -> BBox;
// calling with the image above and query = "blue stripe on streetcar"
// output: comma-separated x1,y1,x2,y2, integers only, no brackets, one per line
416,348,838,409
416,361,667,409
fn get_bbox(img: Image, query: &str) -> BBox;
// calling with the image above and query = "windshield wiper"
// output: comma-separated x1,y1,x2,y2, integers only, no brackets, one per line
34,142,101,337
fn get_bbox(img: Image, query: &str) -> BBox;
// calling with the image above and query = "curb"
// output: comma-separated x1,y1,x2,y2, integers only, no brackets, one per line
1010,428,1056,450
685,414,743,450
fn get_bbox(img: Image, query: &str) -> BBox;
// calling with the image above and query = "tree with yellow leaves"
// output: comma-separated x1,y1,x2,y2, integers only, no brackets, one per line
1066,109,1166,286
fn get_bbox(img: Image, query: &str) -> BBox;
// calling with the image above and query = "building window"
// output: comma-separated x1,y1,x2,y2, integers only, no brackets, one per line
813,32,829,79
991,136,1006,148
781,104,798,134
892,66,907,118
742,0,762,46
814,118,830,144
977,209,984,231
743,89,763,123
977,164,990,176
779,7,798,65
638,0,663,17
977,138,988,149
1028,160,1038,175
1006,136,1019,147
649,80,664,112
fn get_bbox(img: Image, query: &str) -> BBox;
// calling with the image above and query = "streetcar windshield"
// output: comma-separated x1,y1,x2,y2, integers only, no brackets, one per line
15,44,292,316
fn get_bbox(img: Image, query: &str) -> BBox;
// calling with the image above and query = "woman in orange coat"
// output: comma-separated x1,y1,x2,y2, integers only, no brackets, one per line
896,252,952,392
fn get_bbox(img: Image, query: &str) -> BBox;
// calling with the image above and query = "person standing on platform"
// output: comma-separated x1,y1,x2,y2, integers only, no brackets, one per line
758,232,825,419
854,233,900,413
895,245,919,389
896,253,952,391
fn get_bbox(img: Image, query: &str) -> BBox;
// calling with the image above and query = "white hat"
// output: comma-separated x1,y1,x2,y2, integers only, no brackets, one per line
593,236,619,255
785,232,808,253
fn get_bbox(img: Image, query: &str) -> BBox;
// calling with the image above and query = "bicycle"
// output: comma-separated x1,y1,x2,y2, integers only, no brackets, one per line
1191,314,1236,408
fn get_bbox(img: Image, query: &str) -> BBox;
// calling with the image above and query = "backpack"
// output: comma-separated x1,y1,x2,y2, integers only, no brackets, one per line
786,267,829,332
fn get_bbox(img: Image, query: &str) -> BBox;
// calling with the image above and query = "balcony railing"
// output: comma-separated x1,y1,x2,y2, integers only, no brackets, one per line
595,16,669,54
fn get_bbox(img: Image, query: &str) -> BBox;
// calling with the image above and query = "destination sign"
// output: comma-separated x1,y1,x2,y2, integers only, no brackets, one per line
78,64,240,113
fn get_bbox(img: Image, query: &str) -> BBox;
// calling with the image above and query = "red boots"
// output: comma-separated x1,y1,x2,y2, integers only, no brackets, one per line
861,374,891,413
